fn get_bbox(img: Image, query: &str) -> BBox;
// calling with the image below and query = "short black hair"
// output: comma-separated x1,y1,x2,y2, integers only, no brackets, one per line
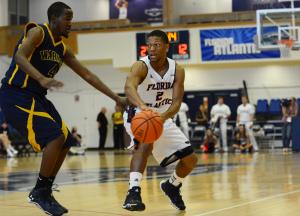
147,30,169,44
47,2,71,22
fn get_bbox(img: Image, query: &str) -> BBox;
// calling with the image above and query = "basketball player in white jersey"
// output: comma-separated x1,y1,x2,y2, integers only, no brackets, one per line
122,30,198,211
210,97,231,151
237,96,258,151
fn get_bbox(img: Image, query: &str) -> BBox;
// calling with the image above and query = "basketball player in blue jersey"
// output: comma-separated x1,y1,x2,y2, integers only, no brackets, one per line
0,2,125,216
122,30,198,211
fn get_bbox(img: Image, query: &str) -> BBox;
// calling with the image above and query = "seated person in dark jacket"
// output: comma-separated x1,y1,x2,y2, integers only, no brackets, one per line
232,124,253,153
200,128,219,153
68,127,85,155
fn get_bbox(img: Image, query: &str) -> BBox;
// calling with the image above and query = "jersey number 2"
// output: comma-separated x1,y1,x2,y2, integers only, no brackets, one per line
156,92,163,101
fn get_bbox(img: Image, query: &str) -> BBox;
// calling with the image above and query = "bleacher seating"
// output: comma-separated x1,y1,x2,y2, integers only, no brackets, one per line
256,99,269,121
190,125,206,142
256,99,269,115
269,99,282,116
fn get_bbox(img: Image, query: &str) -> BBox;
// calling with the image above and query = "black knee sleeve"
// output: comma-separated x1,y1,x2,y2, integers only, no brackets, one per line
160,145,194,168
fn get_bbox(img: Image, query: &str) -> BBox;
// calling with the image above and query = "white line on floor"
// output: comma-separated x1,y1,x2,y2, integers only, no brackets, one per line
194,189,300,216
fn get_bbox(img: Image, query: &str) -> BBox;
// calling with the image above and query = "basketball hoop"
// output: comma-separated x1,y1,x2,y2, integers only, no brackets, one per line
278,39,295,58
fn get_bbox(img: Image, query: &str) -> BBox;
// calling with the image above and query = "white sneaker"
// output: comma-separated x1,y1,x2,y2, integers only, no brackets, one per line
8,146,18,155
7,149,15,157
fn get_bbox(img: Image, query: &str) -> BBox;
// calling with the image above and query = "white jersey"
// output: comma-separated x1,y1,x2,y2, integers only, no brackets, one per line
211,104,231,124
237,103,255,124
175,102,189,123
138,56,176,113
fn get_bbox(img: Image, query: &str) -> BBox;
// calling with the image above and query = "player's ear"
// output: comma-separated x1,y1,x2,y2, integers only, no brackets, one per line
50,15,57,24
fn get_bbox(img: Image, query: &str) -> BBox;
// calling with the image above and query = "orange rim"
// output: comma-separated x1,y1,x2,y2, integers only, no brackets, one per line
278,39,295,48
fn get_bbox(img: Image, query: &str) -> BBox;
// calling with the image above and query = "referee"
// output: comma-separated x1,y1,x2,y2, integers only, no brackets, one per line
112,105,125,149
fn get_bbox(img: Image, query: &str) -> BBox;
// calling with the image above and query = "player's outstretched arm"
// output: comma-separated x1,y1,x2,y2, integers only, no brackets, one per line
124,61,149,110
160,64,185,122
15,27,63,89
64,46,125,106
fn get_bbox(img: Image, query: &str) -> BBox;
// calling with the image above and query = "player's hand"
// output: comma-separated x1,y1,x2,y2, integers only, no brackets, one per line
39,77,64,90
139,104,152,112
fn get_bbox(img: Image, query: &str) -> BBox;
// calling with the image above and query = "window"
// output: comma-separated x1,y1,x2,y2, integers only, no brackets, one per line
8,0,29,25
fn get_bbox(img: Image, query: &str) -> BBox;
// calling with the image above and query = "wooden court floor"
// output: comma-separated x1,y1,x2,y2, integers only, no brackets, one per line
1,151,300,216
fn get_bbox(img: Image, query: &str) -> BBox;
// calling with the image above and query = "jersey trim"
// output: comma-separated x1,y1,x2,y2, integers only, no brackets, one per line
138,59,148,70
44,23,63,47
8,23,45,87
24,22,45,47
62,41,67,56
173,63,177,86
8,65,19,85
137,59,148,84
61,121,68,141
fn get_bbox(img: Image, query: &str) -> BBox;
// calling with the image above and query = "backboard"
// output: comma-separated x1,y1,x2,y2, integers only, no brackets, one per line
256,0,300,51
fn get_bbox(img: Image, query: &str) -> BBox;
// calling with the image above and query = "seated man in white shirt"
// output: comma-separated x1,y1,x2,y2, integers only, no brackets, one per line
237,96,258,151
210,97,231,152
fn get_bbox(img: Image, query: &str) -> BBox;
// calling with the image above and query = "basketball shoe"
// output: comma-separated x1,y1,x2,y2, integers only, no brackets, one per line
28,187,66,216
122,186,145,211
160,180,186,210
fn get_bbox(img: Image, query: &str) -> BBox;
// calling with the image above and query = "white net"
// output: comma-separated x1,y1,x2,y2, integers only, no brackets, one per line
278,39,295,58
279,43,291,58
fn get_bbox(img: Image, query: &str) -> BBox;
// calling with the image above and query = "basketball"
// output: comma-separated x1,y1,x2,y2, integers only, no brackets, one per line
131,110,163,144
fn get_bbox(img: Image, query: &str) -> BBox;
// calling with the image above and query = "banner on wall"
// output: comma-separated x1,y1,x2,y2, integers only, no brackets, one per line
200,27,281,61
109,0,163,23
232,0,300,11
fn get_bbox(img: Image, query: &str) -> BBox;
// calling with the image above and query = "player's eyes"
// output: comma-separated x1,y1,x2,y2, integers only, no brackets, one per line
147,44,161,48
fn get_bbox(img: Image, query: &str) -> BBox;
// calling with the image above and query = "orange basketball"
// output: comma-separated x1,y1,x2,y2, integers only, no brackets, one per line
131,110,163,144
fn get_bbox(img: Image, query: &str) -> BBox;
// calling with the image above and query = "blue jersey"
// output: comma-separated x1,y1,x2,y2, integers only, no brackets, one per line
1,22,67,96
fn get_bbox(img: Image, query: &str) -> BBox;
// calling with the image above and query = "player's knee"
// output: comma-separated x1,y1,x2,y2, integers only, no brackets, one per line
137,143,153,156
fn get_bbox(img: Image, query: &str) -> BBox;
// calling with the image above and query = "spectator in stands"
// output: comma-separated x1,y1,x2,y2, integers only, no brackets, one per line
0,122,18,157
68,127,85,156
97,107,108,150
210,97,231,152
115,0,128,19
200,128,219,153
112,105,125,149
196,104,208,127
237,96,259,151
282,97,298,152
232,124,253,153
174,102,190,138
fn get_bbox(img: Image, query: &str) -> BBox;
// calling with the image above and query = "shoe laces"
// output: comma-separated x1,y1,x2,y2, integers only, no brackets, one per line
128,187,142,202
168,183,183,202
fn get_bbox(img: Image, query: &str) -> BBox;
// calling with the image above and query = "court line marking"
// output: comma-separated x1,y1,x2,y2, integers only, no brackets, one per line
194,189,300,216
0,203,132,216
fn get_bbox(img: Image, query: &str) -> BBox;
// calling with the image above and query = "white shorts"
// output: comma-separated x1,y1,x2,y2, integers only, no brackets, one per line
124,110,191,165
